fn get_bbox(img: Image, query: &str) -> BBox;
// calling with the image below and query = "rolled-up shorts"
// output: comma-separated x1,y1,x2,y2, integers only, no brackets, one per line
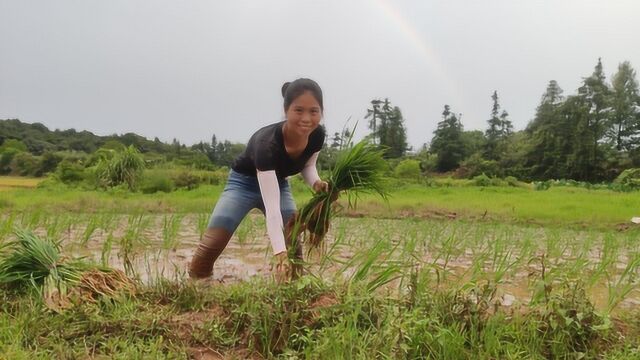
207,169,297,233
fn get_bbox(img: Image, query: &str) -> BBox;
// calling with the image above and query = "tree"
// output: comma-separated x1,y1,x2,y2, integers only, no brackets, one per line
365,99,383,145
209,134,218,164
0,139,27,152
35,152,62,177
215,141,246,167
330,132,342,149
365,98,407,158
380,106,408,158
484,91,512,160
430,105,465,172
524,80,567,180
572,58,612,181
608,61,640,151
460,130,486,159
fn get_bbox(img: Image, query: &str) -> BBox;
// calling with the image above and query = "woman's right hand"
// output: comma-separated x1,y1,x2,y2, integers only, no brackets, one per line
274,251,291,283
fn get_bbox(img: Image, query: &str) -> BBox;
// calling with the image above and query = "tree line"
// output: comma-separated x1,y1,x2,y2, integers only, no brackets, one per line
0,119,246,176
1,58,638,182
356,59,639,182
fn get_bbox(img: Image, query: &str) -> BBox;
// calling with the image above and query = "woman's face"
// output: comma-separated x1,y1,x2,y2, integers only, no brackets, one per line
285,91,322,139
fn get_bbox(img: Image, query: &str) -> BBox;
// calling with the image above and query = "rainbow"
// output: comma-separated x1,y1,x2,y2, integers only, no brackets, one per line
373,0,459,101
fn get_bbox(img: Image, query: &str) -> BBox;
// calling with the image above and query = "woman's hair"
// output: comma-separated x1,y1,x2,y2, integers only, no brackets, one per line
281,78,323,112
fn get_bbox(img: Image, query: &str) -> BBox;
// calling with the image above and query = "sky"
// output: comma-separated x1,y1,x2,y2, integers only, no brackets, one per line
1,0,639,150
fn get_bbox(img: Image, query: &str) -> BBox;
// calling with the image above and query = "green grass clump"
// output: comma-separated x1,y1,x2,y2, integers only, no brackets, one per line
0,228,87,288
0,229,134,311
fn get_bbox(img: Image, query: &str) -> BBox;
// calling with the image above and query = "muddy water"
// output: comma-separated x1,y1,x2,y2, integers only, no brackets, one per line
66,212,276,284
11,213,640,311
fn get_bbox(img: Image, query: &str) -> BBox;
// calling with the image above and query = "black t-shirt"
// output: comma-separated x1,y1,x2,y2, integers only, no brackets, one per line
232,121,325,179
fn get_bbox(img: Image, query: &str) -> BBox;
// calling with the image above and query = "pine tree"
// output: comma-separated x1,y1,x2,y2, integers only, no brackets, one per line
208,134,218,164
525,80,567,179
430,105,465,171
330,132,342,149
572,58,611,180
608,61,640,151
382,106,408,158
365,99,383,145
484,91,512,160
500,110,513,136
365,98,407,158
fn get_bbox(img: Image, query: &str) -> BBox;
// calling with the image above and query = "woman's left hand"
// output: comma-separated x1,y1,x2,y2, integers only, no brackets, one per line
312,180,329,193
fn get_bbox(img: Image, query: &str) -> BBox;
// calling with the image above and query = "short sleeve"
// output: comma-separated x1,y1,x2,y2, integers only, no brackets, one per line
254,140,276,171
309,126,326,153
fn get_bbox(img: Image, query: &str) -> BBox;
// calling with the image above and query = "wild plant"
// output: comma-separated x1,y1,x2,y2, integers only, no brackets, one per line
118,213,150,277
101,232,114,267
606,251,640,314
80,215,100,246
21,209,44,229
196,212,209,241
0,211,17,242
161,213,182,251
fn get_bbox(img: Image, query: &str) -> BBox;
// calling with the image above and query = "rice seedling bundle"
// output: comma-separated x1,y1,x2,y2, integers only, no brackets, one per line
0,228,135,311
286,140,389,251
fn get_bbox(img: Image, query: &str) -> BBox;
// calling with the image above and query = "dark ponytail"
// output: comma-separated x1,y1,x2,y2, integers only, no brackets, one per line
281,82,291,97
281,78,323,112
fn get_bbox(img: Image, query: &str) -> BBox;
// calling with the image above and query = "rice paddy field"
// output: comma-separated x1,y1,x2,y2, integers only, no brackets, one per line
2,177,640,359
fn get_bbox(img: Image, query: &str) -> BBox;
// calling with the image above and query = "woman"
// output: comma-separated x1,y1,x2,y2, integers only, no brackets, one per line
189,78,328,281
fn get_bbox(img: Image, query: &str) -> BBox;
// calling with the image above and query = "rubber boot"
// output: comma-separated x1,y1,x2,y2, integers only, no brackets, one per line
189,228,232,279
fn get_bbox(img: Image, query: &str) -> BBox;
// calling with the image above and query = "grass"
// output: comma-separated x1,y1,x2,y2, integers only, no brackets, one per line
0,273,638,359
2,177,640,230
346,184,640,229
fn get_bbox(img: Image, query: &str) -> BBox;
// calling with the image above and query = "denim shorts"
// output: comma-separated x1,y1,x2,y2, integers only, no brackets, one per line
207,169,297,233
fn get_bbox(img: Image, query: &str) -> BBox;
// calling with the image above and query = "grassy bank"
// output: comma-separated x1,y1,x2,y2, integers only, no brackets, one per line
1,276,639,359
2,178,640,230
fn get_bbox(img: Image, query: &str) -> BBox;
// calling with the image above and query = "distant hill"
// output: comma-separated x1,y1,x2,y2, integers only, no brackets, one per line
0,118,176,155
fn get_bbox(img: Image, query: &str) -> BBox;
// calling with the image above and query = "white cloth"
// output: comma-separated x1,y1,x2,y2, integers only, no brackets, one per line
300,151,321,188
256,151,321,255
256,170,287,254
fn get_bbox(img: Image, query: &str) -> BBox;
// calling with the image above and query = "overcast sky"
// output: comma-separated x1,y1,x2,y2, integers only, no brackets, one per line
2,0,639,149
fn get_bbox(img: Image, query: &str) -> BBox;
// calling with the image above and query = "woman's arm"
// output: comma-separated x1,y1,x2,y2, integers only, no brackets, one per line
256,170,287,255
301,151,325,191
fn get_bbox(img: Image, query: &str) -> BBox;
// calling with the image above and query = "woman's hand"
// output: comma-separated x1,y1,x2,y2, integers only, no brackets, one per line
274,251,291,283
312,180,329,193
314,179,339,202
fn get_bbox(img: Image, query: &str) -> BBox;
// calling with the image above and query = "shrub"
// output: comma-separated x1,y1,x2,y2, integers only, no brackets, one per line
456,153,500,179
55,159,86,184
34,152,62,177
472,173,491,186
0,148,19,175
172,171,200,190
11,152,39,176
94,145,145,190
504,176,519,187
534,180,551,191
140,171,175,194
394,159,422,180
199,168,229,186
613,168,640,190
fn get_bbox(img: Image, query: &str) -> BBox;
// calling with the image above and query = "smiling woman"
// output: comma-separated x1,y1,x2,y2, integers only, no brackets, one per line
189,78,329,282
